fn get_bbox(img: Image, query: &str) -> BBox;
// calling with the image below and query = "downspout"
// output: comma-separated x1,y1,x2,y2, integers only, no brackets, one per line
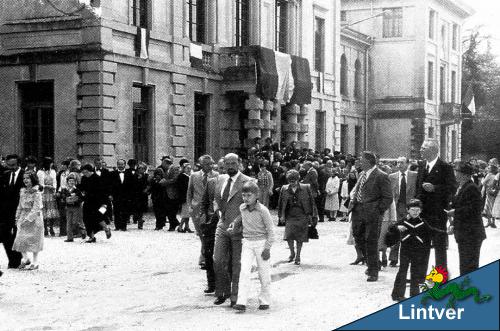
364,43,370,150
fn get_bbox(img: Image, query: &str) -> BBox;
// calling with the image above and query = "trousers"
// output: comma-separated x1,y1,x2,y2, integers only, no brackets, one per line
236,239,271,306
213,227,242,302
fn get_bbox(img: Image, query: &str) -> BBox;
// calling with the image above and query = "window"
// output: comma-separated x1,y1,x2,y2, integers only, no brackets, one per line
132,0,148,29
132,85,151,163
340,54,348,96
187,0,206,43
452,23,459,50
194,93,209,160
427,61,434,100
314,17,325,72
315,111,326,151
235,0,250,47
341,11,347,22
429,10,435,39
441,24,448,53
340,124,348,154
382,8,402,38
451,70,457,103
275,0,288,52
355,125,362,155
354,59,362,98
451,130,457,161
428,127,434,138
440,65,446,104
20,82,54,161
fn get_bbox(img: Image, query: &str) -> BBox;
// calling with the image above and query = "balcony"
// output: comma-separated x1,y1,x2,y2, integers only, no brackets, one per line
220,46,259,82
439,103,462,121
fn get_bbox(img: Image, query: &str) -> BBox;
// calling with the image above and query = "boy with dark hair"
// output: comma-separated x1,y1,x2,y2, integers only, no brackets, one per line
390,199,431,302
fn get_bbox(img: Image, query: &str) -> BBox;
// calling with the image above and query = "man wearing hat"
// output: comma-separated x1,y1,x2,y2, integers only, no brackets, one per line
445,161,486,275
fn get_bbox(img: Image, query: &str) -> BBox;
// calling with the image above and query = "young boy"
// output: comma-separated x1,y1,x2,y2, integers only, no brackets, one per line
230,181,275,312
391,199,431,302
58,174,86,242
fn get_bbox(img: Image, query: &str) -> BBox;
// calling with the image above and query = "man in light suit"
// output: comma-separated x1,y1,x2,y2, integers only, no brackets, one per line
349,151,393,282
388,156,417,267
186,155,219,267
213,153,252,306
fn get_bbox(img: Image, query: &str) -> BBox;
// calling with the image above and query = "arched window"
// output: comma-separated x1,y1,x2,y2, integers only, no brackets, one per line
340,54,348,96
354,59,362,98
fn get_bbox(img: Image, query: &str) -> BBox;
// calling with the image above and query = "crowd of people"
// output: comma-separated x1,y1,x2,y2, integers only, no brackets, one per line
1,137,499,310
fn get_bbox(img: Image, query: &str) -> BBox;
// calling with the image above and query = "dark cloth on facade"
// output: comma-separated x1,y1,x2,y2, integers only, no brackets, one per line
290,55,312,105
256,46,279,101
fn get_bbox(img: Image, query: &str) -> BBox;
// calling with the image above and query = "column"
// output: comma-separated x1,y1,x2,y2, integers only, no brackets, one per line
282,104,300,145
245,94,264,140
297,105,309,148
76,60,117,165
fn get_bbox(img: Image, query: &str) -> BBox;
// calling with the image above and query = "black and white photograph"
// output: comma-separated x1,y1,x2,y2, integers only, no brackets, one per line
0,0,499,330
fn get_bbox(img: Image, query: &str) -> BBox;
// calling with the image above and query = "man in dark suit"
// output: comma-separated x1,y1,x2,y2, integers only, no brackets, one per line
301,161,319,198
110,159,137,231
349,151,393,282
94,157,113,224
388,156,418,267
213,153,252,306
416,140,456,270
0,154,24,268
446,161,486,275
317,160,331,222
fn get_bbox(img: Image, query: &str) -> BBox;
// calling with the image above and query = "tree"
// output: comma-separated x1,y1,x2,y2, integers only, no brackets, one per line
461,28,500,159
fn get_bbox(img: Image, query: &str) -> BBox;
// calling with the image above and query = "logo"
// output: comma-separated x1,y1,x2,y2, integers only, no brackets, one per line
420,265,492,308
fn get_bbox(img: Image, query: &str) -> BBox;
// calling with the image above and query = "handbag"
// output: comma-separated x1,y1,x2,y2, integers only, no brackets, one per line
308,225,319,239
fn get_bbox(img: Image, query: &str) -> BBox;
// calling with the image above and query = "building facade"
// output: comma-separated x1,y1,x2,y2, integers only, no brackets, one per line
341,0,473,160
0,0,341,166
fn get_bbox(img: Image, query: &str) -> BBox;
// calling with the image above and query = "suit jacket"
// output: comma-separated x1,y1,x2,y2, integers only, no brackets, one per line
277,183,318,221
389,171,417,205
214,172,252,231
416,158,457,225
451,180,486,244
302,168,319,197
110,170,137,202
351,167,393,218
176,173,190,204
317,167,330,193
95,167,112,196
0,168,25,226
186,170,219,214
200,177,219,238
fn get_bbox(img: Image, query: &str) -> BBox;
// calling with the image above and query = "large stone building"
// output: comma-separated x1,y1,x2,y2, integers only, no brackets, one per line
341,0,474,160
0,0,473,165
0,0,342,166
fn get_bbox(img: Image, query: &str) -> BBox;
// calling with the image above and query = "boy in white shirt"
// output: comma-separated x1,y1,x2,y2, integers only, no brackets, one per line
230,181,275,312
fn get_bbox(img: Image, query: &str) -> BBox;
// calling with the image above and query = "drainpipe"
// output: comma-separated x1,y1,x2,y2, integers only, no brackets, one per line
364,44,370,150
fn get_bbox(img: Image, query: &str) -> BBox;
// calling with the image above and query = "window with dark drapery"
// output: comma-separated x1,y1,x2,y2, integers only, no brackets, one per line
235,0,250,47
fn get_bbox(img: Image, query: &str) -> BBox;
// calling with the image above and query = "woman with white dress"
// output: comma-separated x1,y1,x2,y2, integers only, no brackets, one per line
13,172,44,270
490,172,500,227
324,170,340,221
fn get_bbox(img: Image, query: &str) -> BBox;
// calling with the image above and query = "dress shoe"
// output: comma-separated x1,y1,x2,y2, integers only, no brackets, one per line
81,231,87,240
105,227,112,239
367,276,378,282
389,261,398,267
185,228,194,233
49,227,55,237
258,305,269,310
167,228,176,232
230,301,236,307
204,287,215,294
214,296,229,305
294,257,301,265
288,253,296,263
232,304,246,311
0,270,3,277
491,223,497,228
381,260,388,268
85,237,97,243
392,296,407,302
26,264,39,270
64,239,74,242
350,258,365,265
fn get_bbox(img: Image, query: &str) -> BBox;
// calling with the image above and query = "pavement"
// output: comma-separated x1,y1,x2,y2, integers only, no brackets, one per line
1,213,499,331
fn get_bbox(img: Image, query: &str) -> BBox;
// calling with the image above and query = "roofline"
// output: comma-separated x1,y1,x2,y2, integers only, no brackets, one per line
434,0,475,18
340,26,372,47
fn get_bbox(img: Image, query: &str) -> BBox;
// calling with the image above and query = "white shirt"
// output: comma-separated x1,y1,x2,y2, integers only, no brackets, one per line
10,168,21,185
427,156,439,173
58,170,70,191
118,171,125,183
220,171,241,199
350,165,377,200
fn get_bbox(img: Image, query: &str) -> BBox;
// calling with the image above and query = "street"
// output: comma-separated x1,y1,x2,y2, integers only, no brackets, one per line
1,213,499,331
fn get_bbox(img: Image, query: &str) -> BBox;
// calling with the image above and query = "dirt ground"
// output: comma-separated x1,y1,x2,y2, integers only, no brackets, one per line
1,213,499,331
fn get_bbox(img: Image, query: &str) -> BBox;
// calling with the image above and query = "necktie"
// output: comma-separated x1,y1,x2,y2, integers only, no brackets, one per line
426,164,430,174
9,171,15,186
399,172,406,204
202,173,208,187
355,172,367,203
222,178,232,204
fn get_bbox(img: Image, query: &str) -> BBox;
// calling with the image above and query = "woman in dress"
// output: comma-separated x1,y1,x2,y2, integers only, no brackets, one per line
324,168,340,221
37,157,59,236
277,169,318,265
13,172,44,270
177,159,193,233
490,169,500,228
482,164,498,228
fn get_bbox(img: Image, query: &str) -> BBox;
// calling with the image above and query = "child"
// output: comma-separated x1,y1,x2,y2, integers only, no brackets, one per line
230,181,275,312
59,173,86,242
391,199,431,302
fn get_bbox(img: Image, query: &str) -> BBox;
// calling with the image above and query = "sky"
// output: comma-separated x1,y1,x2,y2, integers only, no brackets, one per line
462,0,500,58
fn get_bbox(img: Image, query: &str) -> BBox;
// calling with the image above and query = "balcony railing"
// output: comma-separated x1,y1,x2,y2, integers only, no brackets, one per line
219,46,258,82
439,102,462,121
